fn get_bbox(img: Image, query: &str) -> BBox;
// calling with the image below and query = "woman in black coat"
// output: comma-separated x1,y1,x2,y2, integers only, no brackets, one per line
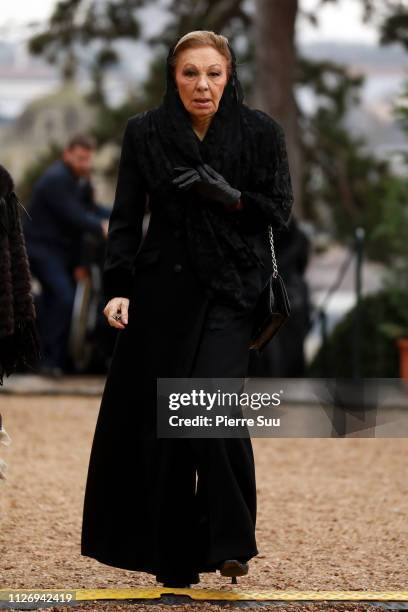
81,30,294,588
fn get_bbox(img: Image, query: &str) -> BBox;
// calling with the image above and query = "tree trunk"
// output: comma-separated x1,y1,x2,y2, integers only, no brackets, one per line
254,0,302,217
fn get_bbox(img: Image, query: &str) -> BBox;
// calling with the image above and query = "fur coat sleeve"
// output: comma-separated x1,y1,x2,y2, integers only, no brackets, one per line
0,164,41,385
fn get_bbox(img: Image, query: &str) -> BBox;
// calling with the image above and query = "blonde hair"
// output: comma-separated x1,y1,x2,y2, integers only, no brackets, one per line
169,30,232,78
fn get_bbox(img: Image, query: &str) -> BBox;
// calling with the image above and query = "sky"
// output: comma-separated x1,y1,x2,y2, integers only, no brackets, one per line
1,0,57,26
298,0,378,44
0,0,379,45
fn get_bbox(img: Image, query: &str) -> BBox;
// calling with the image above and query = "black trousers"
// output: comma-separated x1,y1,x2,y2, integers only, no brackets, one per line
154,307,258,584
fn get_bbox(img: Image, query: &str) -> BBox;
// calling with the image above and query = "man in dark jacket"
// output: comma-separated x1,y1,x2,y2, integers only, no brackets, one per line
23,134,109,376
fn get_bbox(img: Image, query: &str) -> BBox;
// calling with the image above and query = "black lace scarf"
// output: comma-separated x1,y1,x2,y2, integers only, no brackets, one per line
137,40,267,310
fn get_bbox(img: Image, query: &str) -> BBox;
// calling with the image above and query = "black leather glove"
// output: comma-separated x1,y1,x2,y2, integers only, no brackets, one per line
172,163,241,207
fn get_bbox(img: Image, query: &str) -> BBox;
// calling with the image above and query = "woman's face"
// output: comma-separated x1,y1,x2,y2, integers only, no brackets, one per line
173,46,229,119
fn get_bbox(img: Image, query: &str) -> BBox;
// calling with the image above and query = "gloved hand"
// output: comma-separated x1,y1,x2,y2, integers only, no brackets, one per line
172,163,241,207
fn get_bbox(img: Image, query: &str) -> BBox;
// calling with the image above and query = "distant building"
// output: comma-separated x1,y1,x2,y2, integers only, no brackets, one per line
0,83,96,182
0,82,118,204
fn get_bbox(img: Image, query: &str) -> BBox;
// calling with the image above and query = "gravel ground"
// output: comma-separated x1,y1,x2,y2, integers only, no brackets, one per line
0,395,407,612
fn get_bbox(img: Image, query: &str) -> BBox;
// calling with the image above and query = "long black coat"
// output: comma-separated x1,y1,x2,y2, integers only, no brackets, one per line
101,107,292,373
80,108,293,579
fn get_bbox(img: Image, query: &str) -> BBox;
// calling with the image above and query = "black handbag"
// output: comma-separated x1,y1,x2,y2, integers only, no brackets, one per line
249,225,291,352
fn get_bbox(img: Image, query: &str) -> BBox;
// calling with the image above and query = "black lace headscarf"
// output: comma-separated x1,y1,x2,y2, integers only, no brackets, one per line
140,36,265,310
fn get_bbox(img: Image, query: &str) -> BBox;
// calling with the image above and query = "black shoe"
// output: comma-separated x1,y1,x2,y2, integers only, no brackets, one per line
219,559,249,584
161,580,191,588
157,571,199,588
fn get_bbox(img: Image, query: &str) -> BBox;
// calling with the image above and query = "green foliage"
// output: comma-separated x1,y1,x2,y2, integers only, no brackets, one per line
376,285,408,340
373,197,408,342
298,55,396,258
300,0,408,252
29,0,142,82
367,174,408,266
307,290,403,377
90,97,144,148
89,95,147,178
394,78,408,143
380,7,408,50
17,144,62,207
367,73,408,342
